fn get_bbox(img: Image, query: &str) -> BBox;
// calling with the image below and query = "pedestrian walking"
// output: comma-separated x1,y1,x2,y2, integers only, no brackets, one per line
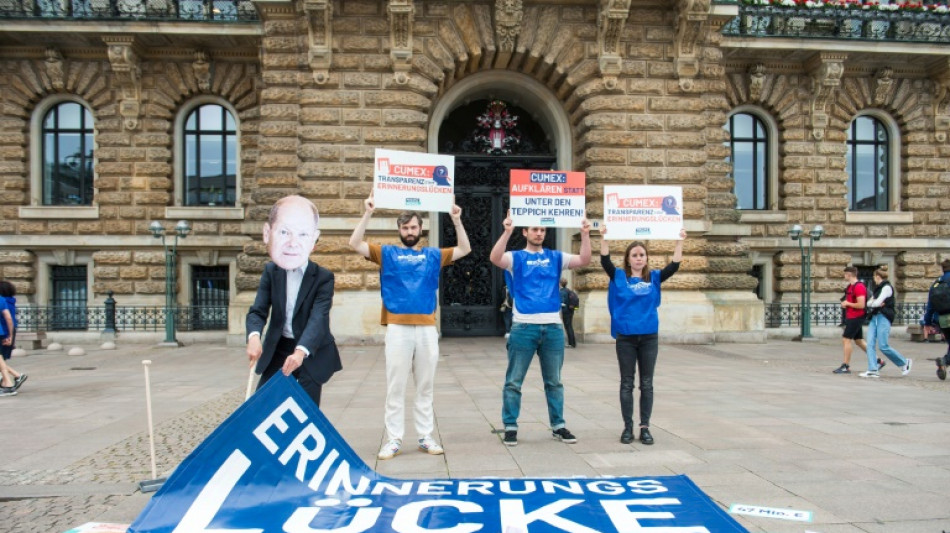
489,210,591,447
834,266,868,374
559,278,579,348
860,266,911,378
349,195,471,459
0,281,26,395
922,258,950,380
599,226,685,445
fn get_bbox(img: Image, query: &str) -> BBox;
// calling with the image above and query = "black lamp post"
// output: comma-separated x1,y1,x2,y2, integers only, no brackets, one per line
788,224,824,341
149,220,191,346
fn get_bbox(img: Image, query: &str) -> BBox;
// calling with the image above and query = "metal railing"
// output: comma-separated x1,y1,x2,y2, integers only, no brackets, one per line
764,302,929,328
16,304,228,332
720,3,950,43
0,0,259,21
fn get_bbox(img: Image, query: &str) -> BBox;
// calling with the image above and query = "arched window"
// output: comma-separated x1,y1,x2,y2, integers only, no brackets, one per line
725,112,768,210
42,102,94,206
847,115,889,211
183,104,237,207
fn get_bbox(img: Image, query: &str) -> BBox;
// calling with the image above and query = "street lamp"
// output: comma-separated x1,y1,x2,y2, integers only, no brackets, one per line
150,220,191,346
788,224,824,341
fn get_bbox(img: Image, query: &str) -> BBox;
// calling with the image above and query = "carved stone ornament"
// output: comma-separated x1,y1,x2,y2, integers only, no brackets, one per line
748,63,765,102
495,0,523,53
45,48,66,91
388,0,414,85
808,53,846,141
873,67,893,106
931,59,950,142
598,0,631,90
193,50,212,92
304,0,332,84
103,36,141,131
674,0,710,91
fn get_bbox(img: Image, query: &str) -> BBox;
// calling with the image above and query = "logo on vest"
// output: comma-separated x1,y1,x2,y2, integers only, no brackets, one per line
525,258,551,267
396,254,427,263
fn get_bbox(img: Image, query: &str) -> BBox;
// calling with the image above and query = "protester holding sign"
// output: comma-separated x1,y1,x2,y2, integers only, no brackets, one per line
600,226,685,445
349,195,471,460
246,195,342,408
490,210,591,447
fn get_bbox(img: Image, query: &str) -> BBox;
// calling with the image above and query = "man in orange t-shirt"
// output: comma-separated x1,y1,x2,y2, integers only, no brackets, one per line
349,195,470,460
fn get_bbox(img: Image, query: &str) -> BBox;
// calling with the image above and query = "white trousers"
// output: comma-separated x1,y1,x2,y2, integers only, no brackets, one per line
384,324,440,441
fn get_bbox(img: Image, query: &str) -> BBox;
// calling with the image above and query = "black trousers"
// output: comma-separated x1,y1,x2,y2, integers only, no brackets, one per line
259,336,323,407
616,333,658,429
561,309,576,347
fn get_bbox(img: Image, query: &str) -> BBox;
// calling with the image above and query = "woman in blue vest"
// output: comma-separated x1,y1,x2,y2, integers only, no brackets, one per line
599,226,685,445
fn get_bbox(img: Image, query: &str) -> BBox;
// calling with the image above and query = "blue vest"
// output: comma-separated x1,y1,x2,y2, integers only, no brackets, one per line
511,249,563,314
380,246,442,315
607,269,662,337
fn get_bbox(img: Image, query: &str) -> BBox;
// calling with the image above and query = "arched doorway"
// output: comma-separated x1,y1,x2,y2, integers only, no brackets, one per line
429,74,571,337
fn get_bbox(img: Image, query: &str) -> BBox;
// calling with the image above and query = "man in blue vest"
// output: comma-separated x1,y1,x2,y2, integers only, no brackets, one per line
489,210,591,446
349,195,471,459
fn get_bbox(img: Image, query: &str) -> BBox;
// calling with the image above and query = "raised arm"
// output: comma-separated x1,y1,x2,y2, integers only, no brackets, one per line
599,224,609,257
348,196,375,258
489,209,514,270
672,227,686,263
567,217,591,269
449,202,471,261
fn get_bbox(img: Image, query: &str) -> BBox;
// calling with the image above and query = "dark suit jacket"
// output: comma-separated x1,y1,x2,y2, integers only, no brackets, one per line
246,261,342,385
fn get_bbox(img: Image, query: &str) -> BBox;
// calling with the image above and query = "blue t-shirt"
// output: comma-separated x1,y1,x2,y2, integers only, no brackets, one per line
380,246,443,315
601,254,679,337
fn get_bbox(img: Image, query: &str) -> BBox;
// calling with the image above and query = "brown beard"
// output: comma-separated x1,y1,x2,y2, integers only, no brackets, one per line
400,234,419,247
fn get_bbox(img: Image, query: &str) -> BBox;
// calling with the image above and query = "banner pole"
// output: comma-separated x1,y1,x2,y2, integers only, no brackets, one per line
245,367,255,401
142,359,157,480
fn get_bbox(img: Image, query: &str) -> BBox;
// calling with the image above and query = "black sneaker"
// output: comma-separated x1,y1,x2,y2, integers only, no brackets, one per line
503,430,518,447
876,359,886,372
936,358,947,381
0,387,16,397
833,364,850,374
552,428,577,444
13,374,27,390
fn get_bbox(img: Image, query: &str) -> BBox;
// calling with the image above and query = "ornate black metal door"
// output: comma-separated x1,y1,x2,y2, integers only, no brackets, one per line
440,156,556,336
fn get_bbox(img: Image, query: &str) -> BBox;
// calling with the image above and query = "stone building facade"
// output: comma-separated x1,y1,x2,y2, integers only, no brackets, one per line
0,0,948,344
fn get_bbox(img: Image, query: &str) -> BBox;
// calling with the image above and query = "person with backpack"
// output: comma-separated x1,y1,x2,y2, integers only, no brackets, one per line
834,266,868,375
599,225,685,446
559,278,579,348
922,258,950,380
859,266,911,378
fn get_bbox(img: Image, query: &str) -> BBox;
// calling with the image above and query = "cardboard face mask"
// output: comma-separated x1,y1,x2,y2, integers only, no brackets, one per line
263,197,321,271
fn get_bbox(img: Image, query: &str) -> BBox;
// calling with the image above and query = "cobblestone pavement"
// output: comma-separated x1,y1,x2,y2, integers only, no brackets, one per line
1,335,949,532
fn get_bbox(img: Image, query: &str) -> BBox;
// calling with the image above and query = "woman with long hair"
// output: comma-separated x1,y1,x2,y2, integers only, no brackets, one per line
860,266,911,378
600,227,685,445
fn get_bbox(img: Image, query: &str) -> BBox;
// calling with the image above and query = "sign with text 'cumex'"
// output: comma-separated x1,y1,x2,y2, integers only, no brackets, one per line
129,375,748,533
603,185,684,240
510,169,586,228
373,149,455,212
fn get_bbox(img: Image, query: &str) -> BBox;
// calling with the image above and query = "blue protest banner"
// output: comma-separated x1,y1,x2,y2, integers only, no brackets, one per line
129,375,748,533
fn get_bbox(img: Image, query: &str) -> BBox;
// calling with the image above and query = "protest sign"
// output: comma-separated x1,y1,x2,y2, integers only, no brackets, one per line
129,375,748,533
509,169,585,228
603,185,683,240
373,149,454,212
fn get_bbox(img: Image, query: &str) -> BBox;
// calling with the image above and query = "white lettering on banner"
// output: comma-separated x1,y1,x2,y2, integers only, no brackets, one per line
253,397,308,453
284,498,381,533
391,500,483,533
626,480,669,494
417,481,453,496
172,450,264,533
307,449,339,492
540,481,584,495
278,422,327,482
500,499,601,533
370,481,414,496
587,481,626,496
458,481,494,496
325,459,371,495
601,499,711,533
499,480,536,495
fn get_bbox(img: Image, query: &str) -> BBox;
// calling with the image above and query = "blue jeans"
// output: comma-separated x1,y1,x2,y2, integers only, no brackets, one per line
866,314,907,371
502,322,565,431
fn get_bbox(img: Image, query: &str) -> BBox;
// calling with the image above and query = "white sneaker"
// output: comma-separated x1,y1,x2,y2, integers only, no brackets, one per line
901,359,912,376
378,439,402,460
418,436,444,455
859,371,880,378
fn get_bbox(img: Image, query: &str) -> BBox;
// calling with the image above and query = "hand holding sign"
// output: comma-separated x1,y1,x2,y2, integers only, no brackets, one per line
364,194,375,214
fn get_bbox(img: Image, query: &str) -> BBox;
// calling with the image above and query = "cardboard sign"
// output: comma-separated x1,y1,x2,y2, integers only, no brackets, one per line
128,375,747,533
729,504,813,522
510,169,586,228
603,185,683,240
373,149,454,212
